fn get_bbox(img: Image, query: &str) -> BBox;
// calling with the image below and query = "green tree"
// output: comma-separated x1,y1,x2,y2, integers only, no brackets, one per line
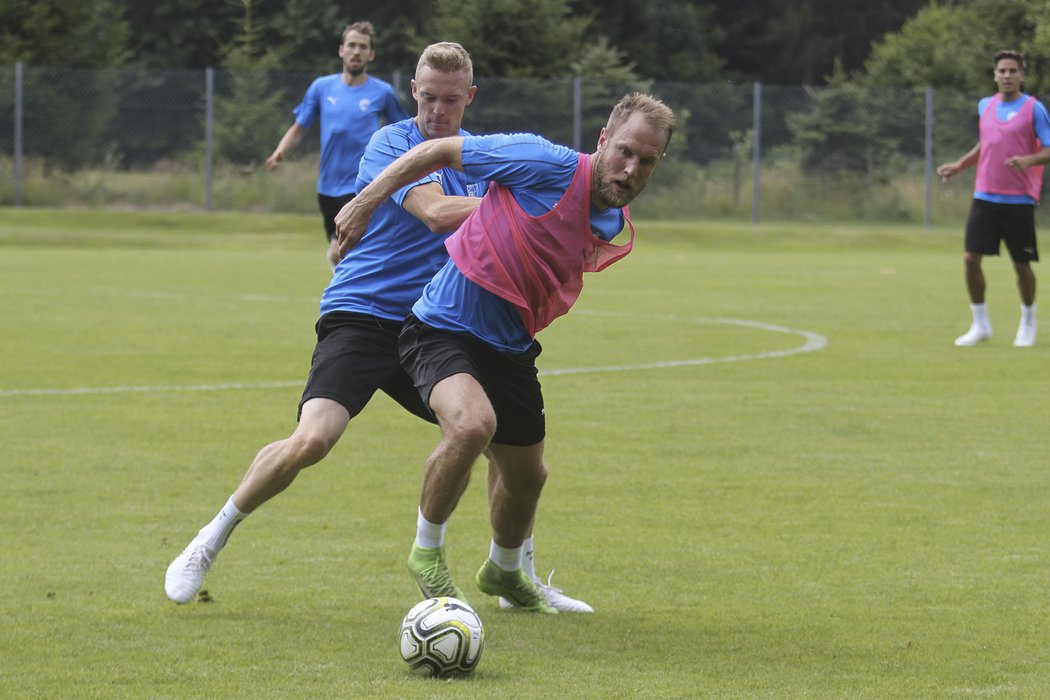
122,0,242,69
864,0,1038,92
213,0,288,165
712,0,928,85
569,0,724,82
787,63,915,181
419,0,591,78
0,0,128,66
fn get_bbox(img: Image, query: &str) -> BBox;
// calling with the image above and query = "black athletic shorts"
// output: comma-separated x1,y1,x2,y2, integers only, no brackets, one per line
398,314,545,447
317,192,356,242
298,311,435,423
965,199,1039,262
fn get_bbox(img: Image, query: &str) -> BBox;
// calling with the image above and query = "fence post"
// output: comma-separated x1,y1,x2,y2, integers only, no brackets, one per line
14,62,23,207
924,86,934,229
572,76,582,152
751,81,762,224
205,67,214,212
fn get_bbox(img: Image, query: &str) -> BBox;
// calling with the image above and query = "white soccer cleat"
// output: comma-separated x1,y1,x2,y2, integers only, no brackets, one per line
498,570,594,613
165,539,215,604
954,324,992,346
1014,323,1037,347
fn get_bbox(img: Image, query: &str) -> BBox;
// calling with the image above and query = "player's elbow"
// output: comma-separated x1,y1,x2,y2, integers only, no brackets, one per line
418,208,456,234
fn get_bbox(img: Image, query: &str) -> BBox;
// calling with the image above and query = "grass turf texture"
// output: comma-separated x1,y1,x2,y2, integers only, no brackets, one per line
2,208,1048,698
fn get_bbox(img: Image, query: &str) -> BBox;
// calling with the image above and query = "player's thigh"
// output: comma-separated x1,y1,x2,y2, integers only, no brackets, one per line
299,312,404,419
964,200,1004,255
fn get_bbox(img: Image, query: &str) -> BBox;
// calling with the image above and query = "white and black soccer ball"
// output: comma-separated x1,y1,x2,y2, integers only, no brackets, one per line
398,596,485,677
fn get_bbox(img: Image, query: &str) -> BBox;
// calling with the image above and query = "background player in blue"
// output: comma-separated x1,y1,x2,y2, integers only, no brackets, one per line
937,49,1050,347
165,43,592,613
266,21,409,268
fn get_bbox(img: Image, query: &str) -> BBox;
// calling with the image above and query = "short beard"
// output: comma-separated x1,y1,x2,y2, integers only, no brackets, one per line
347,65,365,77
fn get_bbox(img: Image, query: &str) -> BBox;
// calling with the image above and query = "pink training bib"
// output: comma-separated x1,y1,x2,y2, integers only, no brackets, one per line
975,93,1044,200
445,152,634,337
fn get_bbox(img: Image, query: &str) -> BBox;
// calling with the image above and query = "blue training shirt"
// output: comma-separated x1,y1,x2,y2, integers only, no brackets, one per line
411,133,626,353
294,75,410,196
974,94,1050,204
319,118,487,320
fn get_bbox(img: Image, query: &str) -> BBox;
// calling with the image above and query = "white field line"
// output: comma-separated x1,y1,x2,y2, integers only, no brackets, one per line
0,314,826,397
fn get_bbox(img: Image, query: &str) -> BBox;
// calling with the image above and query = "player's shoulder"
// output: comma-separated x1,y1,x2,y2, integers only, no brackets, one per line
311,73,344,88
1029,94,1050,113
367,117,418,153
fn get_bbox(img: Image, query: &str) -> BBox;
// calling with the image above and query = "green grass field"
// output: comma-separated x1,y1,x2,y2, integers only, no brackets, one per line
3,209,1049,698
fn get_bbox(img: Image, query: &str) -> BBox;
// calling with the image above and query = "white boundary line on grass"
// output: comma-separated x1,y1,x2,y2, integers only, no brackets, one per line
0,314,826,397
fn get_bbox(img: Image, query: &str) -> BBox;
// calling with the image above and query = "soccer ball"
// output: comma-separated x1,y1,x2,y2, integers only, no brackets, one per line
398,596,485,677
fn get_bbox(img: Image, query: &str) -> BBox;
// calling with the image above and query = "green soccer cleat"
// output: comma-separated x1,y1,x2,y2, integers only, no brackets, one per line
475,560,558,614
407,545,467,601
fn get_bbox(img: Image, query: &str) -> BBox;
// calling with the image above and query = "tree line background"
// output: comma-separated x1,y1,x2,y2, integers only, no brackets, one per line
4,0,1050,93
4,0,1050,220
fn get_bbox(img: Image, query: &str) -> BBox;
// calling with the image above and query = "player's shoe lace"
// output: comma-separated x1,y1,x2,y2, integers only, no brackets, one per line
499,569,593,613
476,560,557,614
165,539,215,604
408,545,466,601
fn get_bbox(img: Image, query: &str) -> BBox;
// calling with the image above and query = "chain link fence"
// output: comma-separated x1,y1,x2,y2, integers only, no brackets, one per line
1,64,994,224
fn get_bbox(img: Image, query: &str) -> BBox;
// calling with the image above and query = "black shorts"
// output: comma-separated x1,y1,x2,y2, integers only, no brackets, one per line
317,193,356,242
298,311,435,423
398,314,545,447
965,199,1039,262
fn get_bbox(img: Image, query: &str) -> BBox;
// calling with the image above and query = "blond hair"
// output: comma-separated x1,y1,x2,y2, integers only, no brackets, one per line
416,42,474,86
605,93,675,151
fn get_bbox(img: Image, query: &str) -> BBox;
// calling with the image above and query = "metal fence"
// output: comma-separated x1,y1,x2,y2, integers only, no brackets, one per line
0,63,989,224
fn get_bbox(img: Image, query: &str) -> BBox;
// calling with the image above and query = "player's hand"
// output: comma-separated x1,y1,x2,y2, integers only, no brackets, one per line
936,163,956,183
264,152,282,171
1004,155,1027,171
334,199,372,259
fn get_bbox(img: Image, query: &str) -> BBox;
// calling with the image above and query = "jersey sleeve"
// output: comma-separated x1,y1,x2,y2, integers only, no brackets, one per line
292,78,322,129
1033,100,1050,145
383,86,411,123
357,122,442,207
460,133,578,190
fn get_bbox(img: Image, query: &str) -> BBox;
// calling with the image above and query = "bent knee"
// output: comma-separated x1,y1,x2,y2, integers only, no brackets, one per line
287,429,336,466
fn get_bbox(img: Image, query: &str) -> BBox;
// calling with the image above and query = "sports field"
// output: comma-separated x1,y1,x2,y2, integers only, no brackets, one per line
3,208,1049,697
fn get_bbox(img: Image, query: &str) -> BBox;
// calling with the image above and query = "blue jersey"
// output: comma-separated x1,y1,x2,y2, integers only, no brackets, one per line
294,74,410,196
319,118,487,321
412,133,626,352
975,94,1050,204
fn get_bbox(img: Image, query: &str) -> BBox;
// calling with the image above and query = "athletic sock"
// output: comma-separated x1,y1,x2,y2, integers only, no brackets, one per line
414,508,447,549
488,540,523,572
1021,303,1037,327
196,496,247,552
971,303,990,329
521,535,537,580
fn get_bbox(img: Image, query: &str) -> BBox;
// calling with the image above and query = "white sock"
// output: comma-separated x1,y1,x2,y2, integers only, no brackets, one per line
196,496,247,552
1021,303,1037,327
488,540,523,572
415,508,447,549
521,536,536,580
971,303,990,329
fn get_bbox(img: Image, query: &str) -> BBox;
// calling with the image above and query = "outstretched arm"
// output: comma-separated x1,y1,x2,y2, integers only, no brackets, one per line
334,137,466,256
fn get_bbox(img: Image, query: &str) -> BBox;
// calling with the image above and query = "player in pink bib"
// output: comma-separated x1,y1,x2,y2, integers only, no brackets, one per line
937,49,1050,347
336,93,674,613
